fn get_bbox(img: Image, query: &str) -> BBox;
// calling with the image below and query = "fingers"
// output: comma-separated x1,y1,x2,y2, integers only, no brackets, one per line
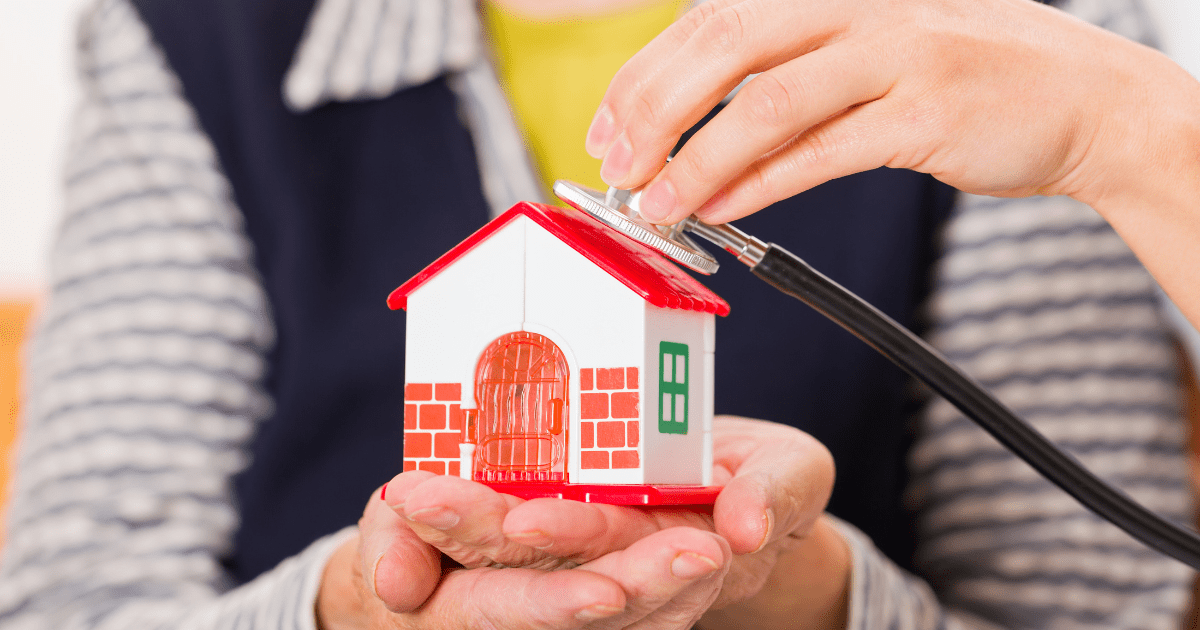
357,480,442,613
586,0,743,158
693,98,912,225
637,43,894,224
578,526,731,629
502,498,712,563
391,473,713,571
710,417,836,554
413,566,628,629
386,472,551,569
590,0,856,191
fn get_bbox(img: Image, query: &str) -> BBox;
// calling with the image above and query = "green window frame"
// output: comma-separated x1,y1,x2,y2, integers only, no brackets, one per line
658,341,689,435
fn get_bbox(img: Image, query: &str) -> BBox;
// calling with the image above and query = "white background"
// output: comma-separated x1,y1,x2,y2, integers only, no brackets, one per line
0,0,1198,292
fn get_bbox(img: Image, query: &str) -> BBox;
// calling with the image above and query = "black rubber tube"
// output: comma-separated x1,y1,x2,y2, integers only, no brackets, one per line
751,243,1200,569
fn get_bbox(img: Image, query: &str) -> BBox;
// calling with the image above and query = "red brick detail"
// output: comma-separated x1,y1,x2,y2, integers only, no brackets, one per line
597,421,625,448
406,383,433,401
580,368,594,391
435,383,461,401
419,460,445,475
581,450,610,469
404,404,417,430
404,432,431,458
612,450,640,469
581,393,609,419
596,368,624,390
403,460,416,472
449,461,460,477
610,392,639,418
420,404,446,430
435,432,461,459
448,405,462,431
626,367,639,389
580,422,594,448
627,421,639,448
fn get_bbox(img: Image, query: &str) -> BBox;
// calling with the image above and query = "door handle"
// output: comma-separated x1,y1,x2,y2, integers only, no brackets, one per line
549,398,563,435
463,408,479,443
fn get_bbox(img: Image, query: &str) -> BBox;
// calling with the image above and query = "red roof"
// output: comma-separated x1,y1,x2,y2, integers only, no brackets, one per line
388,202,729,316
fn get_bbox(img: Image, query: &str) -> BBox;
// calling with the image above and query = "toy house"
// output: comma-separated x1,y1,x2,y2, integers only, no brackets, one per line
388,201,729,504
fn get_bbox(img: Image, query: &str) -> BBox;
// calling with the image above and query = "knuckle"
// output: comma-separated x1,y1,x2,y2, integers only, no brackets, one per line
742,74,796,128
697,5,747,59
740,162,774,203
631,87,670,136
677,143,724,188
676,1,721,40
796,127,836,170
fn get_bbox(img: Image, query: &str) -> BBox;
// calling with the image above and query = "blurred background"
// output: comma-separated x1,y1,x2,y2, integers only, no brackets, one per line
1,0,1199,545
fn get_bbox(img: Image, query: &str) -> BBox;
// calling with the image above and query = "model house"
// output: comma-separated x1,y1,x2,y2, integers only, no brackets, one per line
388,201,728,503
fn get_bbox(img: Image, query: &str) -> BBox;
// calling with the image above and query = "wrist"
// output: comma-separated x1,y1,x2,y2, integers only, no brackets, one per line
702,515,850,630
1068,46,1200,323
316,535,370,630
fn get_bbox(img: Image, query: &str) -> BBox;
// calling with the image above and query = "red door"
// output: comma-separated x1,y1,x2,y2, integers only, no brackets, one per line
473,332,569,482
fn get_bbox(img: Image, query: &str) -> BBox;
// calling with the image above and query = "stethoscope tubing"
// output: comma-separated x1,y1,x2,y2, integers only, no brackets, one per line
750,241,1200,570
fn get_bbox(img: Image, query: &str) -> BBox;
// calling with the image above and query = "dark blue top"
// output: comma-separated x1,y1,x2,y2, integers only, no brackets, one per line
132,0,954,582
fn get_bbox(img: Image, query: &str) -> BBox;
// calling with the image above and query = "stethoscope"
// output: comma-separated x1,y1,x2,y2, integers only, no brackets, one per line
553,178,1200,571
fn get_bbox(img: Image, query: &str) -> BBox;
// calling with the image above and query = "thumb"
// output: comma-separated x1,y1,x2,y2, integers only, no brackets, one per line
711,417,835,554
358,476,443,612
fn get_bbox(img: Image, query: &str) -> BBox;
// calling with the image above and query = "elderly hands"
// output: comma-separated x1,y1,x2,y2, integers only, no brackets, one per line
317,417,849,630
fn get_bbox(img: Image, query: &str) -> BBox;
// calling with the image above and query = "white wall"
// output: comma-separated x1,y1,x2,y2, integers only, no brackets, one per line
0,0,88,293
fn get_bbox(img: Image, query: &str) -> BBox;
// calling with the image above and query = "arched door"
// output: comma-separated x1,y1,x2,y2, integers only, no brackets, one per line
473,331,569,482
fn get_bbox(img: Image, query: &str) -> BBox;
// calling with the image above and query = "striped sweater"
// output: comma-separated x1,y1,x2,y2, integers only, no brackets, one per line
0,0,1191,628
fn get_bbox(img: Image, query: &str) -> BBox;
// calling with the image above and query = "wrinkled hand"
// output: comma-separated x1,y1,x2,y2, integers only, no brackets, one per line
316,481,734,630
583,0,1190,228
385,417,848,627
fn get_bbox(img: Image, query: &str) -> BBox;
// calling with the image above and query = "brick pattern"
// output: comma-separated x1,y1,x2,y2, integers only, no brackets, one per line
403,382,464,476
578,367,640,470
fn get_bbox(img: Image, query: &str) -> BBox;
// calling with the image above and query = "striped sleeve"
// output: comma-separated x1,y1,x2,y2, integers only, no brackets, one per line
838,192,1193,630
0,0,356,628
832,2,1193,628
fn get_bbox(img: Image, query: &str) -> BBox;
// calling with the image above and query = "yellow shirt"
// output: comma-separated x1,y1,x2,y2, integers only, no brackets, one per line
482,0,687,198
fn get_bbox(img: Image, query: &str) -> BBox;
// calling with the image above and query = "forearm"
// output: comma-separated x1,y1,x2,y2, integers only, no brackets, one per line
1067,41,1200,327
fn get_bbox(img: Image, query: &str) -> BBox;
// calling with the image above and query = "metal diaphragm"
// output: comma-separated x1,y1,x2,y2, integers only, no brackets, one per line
553,180,719,275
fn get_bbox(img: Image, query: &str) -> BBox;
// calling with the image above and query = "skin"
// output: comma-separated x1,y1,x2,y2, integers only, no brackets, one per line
586,0,1200,326
318,476,735,630
320,0,1200,626
318,417,849,630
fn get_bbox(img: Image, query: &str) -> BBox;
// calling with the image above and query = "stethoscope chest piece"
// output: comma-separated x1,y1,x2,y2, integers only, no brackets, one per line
553,180,719,275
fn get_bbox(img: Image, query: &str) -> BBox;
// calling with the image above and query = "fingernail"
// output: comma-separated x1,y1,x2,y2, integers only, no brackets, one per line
754,507,775,553
407,506,461,530
671,552,720,580
380,483,388,501
370,551,386,599
575,605,623,621
586,104,616,158
600,132,633,187
640,180,676,223
507,530,554,550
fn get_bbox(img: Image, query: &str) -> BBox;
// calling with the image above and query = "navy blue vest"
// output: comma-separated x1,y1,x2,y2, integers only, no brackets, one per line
132,0,953,582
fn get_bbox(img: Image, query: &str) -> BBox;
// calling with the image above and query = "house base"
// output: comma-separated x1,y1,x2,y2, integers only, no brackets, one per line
481,482,721,507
